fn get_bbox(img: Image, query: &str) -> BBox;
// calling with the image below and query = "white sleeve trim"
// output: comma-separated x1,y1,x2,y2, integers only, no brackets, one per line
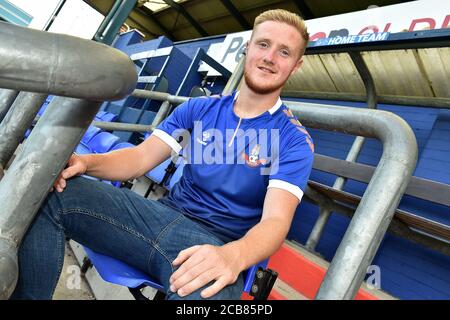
268,179,304,201
152,129,182,153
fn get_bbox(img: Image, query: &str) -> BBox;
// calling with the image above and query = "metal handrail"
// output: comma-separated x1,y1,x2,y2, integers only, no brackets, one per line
0,89,19,123
0,22,137,299
305,51,378,251
0,21,137,100
285,101,418,299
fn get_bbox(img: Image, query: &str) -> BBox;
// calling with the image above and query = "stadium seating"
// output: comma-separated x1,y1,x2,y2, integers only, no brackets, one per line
88,132,120,154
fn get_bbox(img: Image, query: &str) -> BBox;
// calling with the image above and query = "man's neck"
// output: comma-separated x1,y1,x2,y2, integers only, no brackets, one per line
234,84,281,119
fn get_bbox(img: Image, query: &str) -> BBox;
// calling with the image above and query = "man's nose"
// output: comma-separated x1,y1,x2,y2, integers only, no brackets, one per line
263,49,276,65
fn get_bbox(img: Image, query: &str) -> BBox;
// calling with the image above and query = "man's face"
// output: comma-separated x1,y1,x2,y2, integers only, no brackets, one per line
244,20,305,95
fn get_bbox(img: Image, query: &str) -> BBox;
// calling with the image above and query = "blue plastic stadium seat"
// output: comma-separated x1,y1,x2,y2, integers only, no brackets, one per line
24,128,31,139
81,126,102,144
37,105,47,117
88,132,120,154
75,142,92,155
83,247,164,291
108,142,136,188
110,142,135,151
83,245,267,297
141,132,175,185
37,95,53,117
95,111,118,122
145,158,173,184
24,95,55,139
168,160,185,190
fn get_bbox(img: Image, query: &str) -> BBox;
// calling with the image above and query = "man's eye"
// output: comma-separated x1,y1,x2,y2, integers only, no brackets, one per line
259,42,268,48
280,50,290,57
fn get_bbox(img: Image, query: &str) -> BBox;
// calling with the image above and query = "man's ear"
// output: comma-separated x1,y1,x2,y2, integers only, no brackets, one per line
291,58,303,76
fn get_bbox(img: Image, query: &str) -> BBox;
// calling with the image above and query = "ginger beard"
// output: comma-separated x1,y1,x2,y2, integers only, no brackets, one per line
243,66,288,95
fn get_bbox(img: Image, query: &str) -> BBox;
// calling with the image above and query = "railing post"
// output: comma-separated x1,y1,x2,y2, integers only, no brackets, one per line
94,0,137,45
222,55,245,95
0,22,137,299
0,92,48,176
0,89,19,123
285,101,417,299
305,51,378,252
0,97,101,299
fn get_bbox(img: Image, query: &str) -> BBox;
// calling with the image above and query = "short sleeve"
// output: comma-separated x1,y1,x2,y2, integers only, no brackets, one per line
268,135,314,201
151,99,195,153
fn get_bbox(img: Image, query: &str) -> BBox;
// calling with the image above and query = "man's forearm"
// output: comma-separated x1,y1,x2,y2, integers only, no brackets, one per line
81,135,174,181
81,147,144,181
225,217,289,272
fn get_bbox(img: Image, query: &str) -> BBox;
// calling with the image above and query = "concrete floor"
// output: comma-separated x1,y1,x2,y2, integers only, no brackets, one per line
53,242,95,300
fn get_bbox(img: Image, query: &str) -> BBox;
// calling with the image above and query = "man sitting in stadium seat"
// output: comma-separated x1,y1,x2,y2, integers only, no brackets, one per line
12,9,314,300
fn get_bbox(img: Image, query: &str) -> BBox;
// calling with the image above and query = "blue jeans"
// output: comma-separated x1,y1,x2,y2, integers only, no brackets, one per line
11,176,244,300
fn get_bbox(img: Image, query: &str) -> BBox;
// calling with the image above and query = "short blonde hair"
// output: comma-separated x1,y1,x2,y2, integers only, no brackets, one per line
253,9,309,55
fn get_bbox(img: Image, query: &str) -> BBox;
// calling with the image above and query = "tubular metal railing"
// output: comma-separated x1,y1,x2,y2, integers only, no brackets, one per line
305,50,378,252
0,22,137,299
286,101,417,299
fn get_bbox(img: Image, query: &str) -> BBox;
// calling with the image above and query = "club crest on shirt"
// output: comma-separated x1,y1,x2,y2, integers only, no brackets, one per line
196,131,211,146
242,144,267,167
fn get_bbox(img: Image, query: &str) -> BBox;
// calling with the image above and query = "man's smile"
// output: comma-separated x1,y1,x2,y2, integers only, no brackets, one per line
257,66,276,74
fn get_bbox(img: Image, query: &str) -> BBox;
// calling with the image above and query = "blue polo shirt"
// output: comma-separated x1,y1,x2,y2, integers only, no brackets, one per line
152,92,314,242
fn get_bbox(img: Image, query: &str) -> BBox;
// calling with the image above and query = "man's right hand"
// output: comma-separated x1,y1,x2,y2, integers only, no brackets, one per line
53,153,88,193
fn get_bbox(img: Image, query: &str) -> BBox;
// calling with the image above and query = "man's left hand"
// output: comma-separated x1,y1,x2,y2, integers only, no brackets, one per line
169,244,242,298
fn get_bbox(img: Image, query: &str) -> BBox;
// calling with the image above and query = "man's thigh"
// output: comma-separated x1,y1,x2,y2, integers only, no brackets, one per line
145,214,244,299
50,177,244,299
51,176,184,274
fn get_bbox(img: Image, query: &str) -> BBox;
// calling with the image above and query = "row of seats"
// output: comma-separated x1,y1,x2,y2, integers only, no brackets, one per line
141,132,183,190
75,122,184,191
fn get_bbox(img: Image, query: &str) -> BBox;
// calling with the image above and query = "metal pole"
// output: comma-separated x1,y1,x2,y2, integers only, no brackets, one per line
222,54,245,95
303,187,450,256
94,0,123,41
305,51,378,251
284,101,417,299
42,0,66,31
131,89,189,105
0,97,101,299
151,100,172,128
0,21,137,100
0,0,137,176
93,120,155,133
94,0,137,45
0,92,48,174
0,89,19,123
0,22,137,299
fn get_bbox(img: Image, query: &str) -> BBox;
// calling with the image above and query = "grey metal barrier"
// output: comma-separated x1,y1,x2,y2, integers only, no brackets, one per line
0,92,48,176
0,22,137,299
0,89,19,123
285,101,418,299
305,51,378,252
